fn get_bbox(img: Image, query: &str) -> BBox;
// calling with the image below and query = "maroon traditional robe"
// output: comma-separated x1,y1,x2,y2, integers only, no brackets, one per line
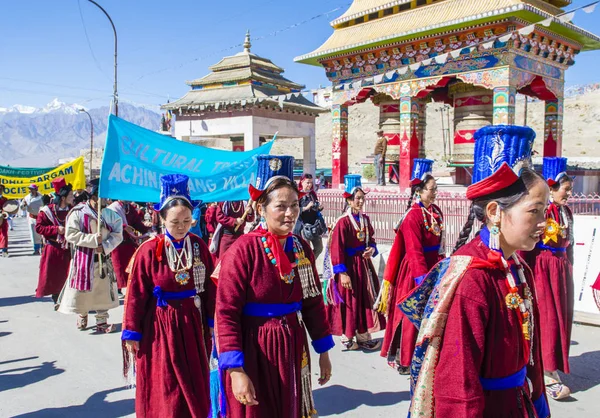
111,202,150,289
434,235,547,417
0,197,8,250
35,205,71,297
215,201,250,260
381,203,444,366
521,203,574,373
123,234,215,418
216,234,332,418
327,213,386,338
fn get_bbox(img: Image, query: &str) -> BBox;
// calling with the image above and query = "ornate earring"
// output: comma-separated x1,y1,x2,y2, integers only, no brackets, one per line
415,193,421,204
260,216,266,229
490,211,501,251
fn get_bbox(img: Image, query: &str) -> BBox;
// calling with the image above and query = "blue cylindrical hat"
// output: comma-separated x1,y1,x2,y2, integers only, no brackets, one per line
472,125,535,184
343,174,363,197
154,173,196,210
249,155,295,200
411,158,434,184
543,157,568,185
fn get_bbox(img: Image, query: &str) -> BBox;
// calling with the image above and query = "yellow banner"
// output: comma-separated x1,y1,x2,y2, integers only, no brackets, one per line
0,157,87,199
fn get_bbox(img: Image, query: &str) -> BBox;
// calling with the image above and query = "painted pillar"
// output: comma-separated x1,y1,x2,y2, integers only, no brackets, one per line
378,100,401,184
331,104,349,188
302,134,317,176
399,96,423,189
492,86,517,125
543,99,563,157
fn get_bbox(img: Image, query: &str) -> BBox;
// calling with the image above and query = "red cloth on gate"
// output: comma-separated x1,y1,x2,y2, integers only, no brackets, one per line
327,214,386,337
520,203,574,373
35,205,71,297
111,203,150,289
123,234,215,418
434,235,547,417
380,203,444,365
216,234,331,418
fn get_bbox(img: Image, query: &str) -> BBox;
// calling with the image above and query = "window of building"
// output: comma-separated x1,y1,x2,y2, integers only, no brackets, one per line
369,12,379,20
416,0,428,6
383,7,394,16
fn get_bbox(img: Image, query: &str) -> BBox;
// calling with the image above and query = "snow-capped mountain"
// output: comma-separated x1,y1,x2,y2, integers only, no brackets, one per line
0,99,162,167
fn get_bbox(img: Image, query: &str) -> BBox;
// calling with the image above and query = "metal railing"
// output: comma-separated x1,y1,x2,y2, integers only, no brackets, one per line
318,190,600,254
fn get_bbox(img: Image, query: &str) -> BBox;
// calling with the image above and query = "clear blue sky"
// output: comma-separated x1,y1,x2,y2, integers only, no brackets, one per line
2,0,599,109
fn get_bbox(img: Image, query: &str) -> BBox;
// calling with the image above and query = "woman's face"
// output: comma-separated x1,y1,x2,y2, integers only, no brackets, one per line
259,186,300,236
551,180,573,207
163,205,193,240
64,191,74,206
419,179,438,207
347,189,365,212
301,177,314,192
497,180,549,255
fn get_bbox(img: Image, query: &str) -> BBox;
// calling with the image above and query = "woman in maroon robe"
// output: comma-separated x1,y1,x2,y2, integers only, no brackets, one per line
214,200,252,260
326,174,385,351
109,200,151,290
400,126,550,418
522,160,575,400
0,184,9,257
35,178,73,307
378,169,444,373
122,174,215,418
216,156,333,418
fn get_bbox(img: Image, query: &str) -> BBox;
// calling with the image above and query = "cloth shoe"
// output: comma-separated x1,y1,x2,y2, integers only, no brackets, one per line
357,340,381,351
77,315,88,330
545,371,571,400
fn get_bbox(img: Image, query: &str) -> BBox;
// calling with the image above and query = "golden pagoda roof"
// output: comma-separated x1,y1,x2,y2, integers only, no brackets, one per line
163,32,321,113
330,0,571,26
296,0,598,65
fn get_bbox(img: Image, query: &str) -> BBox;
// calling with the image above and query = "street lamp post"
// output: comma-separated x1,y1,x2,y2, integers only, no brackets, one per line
87,0,118,117
79,109,94,179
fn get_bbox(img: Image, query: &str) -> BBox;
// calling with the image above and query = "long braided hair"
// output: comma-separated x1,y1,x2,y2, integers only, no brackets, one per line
452,168,545,253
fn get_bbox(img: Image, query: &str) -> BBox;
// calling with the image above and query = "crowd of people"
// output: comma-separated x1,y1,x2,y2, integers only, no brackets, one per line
2,122,600,418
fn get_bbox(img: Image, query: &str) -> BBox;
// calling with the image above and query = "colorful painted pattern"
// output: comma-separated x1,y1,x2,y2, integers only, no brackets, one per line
543,99,564,157
331,104,349,187
492,86,517,125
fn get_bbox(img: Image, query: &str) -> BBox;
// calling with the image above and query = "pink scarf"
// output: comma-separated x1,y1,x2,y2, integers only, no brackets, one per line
40,205,68,249
69,203,112,292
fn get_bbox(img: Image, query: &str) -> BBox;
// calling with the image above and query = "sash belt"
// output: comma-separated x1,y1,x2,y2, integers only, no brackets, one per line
480,366,527,391
153,286,196,308
242,302,302,317
538,244,567,253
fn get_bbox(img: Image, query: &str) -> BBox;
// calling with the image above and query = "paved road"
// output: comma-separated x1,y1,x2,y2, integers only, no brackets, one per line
1,217,599,417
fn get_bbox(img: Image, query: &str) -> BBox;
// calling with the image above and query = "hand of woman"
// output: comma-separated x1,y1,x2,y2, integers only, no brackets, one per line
229,368,259,406
363,247,375,259
318,352,332,386
340,273,352,290
125,340,139,355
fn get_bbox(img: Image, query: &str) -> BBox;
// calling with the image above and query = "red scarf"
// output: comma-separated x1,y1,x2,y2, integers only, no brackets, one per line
249,227,294,278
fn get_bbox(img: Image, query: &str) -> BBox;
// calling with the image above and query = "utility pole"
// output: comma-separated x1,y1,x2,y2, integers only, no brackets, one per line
87,0,118,116
79,109,94,179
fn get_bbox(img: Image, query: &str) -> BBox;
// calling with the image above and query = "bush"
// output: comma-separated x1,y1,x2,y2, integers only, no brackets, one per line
363,164,376,179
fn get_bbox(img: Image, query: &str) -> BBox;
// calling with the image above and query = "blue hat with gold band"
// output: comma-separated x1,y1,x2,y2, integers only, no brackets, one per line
472,125,535,184
249,155,295,201
410,158,434,187
543,157,570,187
343,174,365,198
154,173,196,211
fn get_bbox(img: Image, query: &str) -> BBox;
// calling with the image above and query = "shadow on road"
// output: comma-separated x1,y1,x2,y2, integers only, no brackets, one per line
563,349,600,394
11,386,134,418
0,295,39,308
0,360,64,393
0,331,12,337
314,384,408,415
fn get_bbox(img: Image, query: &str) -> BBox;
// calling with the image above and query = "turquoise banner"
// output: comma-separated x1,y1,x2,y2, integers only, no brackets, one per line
100,115,274,203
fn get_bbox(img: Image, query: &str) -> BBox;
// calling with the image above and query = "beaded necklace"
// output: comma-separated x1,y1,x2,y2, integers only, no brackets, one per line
419,203,444,236
164,235,193,285
230,200,243,214
261,235,300,284
346,208,367,242
500,254,535,365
